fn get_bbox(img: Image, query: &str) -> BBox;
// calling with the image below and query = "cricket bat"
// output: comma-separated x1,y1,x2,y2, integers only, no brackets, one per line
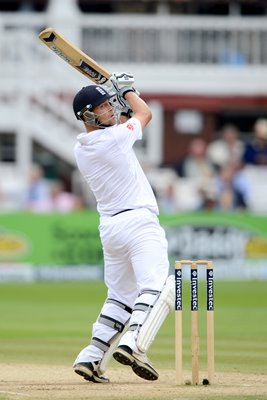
38,27,111,84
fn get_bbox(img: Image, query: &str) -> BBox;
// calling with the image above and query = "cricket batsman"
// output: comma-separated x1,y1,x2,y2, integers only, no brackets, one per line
72,73,174,383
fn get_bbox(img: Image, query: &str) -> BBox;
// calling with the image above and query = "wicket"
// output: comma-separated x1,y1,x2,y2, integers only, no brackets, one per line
175,260,214,385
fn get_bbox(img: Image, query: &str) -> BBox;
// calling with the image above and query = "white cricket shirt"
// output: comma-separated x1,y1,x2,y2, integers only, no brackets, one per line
74,117,159,217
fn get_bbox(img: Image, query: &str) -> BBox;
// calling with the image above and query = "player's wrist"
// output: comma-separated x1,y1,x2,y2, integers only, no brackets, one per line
119,86,136,99
121,107,133,118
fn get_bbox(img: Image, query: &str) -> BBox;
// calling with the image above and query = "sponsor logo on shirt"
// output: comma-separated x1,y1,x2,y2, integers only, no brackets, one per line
126,122,134,131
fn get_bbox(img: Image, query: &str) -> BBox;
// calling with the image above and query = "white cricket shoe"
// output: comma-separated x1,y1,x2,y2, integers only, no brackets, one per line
113,345,158,381
73,361,109,383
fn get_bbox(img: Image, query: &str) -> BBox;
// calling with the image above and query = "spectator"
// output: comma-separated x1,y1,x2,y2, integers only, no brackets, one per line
24,164,52,212
219,50,247,66
207,124,244,170
181,138,215,183
214,161,251,211
159,183,177,213
50,180,83,212
177,138,216,210
243,118,267,165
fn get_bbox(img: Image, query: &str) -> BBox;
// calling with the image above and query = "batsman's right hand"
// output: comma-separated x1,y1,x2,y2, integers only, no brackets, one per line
120,101,133,119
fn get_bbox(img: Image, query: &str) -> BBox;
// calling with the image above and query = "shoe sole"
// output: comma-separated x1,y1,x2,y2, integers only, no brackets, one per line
74,365,93,381
74,365,109,383
132,360,158,381
113,348,134,366
113,348,158,381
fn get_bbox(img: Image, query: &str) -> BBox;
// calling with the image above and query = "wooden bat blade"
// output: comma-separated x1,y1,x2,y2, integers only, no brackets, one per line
39,27,111,84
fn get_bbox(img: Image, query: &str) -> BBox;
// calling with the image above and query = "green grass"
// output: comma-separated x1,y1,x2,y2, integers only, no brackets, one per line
0,280,267,376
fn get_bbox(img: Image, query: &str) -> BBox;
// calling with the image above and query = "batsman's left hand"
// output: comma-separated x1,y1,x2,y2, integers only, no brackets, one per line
103,72,139,108
110,72,135,90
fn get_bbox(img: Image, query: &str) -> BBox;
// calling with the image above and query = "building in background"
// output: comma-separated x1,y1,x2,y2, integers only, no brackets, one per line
1,0,267,212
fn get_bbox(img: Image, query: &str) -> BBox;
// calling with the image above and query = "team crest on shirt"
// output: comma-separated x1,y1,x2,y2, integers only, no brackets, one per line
126,122,134,131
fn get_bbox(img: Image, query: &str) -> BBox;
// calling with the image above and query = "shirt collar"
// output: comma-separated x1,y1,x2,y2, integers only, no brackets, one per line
77,130,99,145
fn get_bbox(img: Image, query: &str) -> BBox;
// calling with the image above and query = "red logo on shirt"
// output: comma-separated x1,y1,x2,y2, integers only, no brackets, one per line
126,122,134,131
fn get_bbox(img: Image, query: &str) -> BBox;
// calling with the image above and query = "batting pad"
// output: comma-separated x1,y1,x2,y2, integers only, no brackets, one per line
136,275,175,353
98,322,129,374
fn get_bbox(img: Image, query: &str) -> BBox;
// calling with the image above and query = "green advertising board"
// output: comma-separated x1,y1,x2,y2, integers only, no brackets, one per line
0,211,102,265
1,211,267,280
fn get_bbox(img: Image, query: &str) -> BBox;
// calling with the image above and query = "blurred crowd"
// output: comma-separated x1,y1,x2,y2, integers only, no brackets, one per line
153,117,267,214
0,163,84,213
22,164,84,213
1,117,267,214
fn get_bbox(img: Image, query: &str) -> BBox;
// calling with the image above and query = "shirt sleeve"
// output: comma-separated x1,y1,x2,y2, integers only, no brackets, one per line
113,117,142,153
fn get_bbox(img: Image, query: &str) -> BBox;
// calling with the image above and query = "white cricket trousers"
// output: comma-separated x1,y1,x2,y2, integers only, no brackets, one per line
101,208,169,304
74,208,169,364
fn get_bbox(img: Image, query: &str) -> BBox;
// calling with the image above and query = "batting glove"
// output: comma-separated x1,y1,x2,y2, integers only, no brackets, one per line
110,72,140,99
102,80,117,96
111,72,135,89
